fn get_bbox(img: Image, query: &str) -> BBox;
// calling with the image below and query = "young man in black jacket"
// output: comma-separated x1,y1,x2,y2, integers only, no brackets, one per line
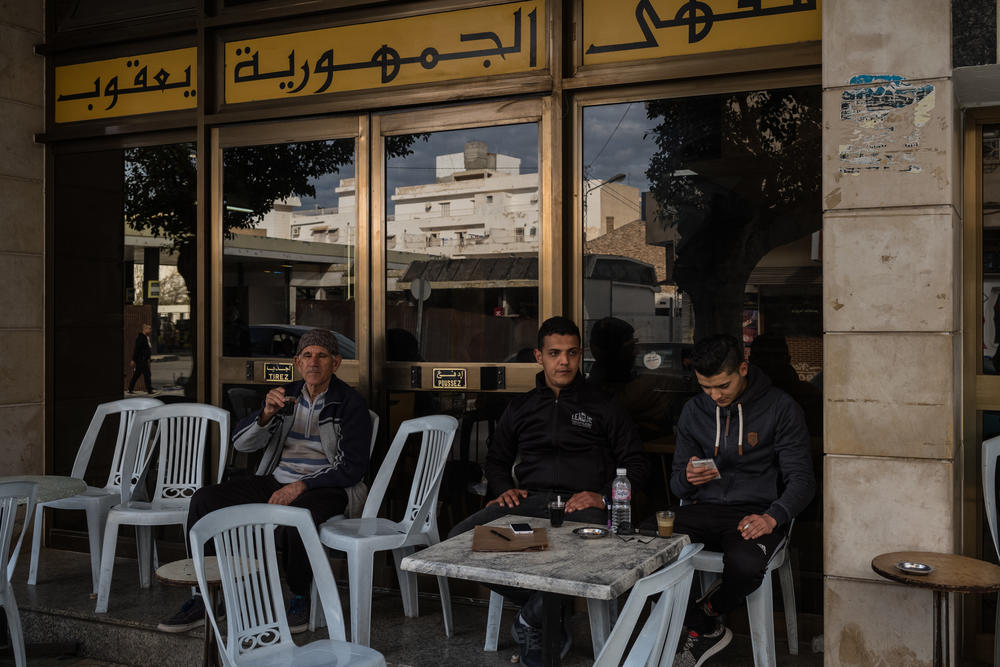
670,334,814,667
450,316,648,667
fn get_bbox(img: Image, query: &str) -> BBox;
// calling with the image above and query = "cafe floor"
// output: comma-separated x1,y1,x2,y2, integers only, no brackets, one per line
0,547,838,666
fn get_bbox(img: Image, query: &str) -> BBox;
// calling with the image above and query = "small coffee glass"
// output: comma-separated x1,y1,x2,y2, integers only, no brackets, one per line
548,500,566,527
656,510,675,537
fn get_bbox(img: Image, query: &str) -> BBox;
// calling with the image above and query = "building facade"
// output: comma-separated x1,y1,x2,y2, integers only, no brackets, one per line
3,0,999,663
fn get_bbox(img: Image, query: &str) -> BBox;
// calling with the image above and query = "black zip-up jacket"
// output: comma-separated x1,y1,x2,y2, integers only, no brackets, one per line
485,372,648,498
669,365,814,526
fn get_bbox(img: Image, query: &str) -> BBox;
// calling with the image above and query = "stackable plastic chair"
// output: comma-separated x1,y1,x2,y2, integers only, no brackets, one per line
691,519,799,667
983,435,1000,667
1,481,38,667
308,410,379,629
594,542,703,667
95,403,230,613
190,504,385,667
28,397,162,593
315,415,458,646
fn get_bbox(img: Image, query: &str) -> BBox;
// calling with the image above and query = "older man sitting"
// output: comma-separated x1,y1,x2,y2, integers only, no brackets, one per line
158,328,371,634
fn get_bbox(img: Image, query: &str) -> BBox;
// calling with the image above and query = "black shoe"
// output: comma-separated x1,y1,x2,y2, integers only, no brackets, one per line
511,611,571,666
158,597,205,633
511,613,543,667
287,595,309,634
672,625,733,667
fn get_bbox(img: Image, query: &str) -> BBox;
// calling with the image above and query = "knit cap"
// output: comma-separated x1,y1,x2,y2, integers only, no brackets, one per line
295,328,340,356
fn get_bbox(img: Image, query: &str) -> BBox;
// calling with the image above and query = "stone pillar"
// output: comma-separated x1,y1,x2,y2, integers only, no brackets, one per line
822,1,961,663
0,1,45,474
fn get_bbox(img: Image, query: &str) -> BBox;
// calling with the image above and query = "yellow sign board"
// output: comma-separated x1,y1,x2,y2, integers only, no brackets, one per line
225,1,545,105
582,0,820,66
432,368,467,390
55,47,197,123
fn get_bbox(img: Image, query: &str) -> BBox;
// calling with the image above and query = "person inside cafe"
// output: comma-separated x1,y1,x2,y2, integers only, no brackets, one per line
449,316,648,667
669,333,814,667
158,328,371,635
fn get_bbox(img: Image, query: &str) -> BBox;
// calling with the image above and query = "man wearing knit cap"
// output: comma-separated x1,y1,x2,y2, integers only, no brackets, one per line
158,327,371,635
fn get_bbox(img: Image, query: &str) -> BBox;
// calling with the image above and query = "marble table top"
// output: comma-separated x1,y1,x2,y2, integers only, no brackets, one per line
0,475,87,504
400,515,690,600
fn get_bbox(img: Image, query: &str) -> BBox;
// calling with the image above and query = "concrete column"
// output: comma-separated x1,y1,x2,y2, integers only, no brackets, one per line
0,1,45,474
822,1,962,663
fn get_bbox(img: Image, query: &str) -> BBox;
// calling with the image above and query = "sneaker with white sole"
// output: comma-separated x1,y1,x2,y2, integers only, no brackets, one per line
672,625,733,667
287,595,309,634
511,610,572,666
158,597,206,633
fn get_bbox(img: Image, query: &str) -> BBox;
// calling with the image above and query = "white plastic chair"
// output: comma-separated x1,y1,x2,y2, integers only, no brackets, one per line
594,542,703,667
316,415,458,646
28,397,163,593
1,481,38,667
691,519,799,667
95,403,230,613
309,410,379,630
190,504,385,667
982,435,1000,667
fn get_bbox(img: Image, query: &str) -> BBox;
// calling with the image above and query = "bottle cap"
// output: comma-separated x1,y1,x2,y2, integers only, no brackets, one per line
616,467,626,476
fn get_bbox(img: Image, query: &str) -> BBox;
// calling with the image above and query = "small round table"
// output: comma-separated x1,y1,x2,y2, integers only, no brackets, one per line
872,551,1000,667
0,475,86,503
155,558,224,667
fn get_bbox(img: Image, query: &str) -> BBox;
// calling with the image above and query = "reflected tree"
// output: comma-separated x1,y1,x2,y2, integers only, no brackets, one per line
123,135,427,393
645,88,821,340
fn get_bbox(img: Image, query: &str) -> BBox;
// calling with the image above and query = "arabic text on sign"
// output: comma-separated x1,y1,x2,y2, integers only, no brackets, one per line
264,363,294,383
582,0,820,66
225,0,545,105
55,47,197,123
432,368,468,390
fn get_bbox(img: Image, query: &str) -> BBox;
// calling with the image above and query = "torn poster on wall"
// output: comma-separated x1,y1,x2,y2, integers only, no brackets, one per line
839,74,935,175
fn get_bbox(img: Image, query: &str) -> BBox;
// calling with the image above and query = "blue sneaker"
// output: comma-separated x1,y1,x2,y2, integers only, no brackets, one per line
158,597,205,633
287,595,309,634
511,611,571,666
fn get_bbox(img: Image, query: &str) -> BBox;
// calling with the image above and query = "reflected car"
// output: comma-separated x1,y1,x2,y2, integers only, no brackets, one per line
248,324,356,359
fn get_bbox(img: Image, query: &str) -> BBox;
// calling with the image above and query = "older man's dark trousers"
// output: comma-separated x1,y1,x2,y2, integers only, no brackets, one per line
187,475,348,596
674,503,788,633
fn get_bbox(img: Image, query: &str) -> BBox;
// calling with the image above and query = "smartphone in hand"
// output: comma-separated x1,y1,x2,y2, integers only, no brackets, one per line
691,457,721,478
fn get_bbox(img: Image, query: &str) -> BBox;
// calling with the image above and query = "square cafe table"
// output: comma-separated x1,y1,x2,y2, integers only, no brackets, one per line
399,515,690,667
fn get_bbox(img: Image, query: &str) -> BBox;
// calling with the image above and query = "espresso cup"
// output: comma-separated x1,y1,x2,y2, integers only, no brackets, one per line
548,501,565,527
656,510,675,537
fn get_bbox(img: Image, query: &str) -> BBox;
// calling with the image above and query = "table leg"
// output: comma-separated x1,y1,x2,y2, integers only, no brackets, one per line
541,592,562,667
585,598,612,658
204,587,219,667
932,590,953,667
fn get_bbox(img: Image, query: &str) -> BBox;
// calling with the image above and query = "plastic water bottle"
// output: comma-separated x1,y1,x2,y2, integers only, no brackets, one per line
610,467,631,534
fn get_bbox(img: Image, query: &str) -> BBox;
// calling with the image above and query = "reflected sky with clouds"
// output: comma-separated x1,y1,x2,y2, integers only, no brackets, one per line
299,100,658,212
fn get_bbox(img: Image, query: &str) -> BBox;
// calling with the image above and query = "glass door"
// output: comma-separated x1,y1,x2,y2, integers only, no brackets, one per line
372,100,554,527
212,117,369,423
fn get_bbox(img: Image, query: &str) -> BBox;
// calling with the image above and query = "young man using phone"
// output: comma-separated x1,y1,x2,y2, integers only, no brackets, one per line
669,334,814,667
449,316,648,667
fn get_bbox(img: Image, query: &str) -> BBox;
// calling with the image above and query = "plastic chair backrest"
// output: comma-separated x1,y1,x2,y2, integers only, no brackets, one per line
361,415,458,537
368,410,379,457
594,542,704,667
190,504,349,666
984,435,1000,559
119,403,231,508
70,397,164,490
0,482,37,583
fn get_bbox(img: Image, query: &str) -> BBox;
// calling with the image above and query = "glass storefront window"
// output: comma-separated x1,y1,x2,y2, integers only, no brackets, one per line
385,124,539,363
221,138,357,358
582,87,823,612
983,126,1000,374
124,143,197,397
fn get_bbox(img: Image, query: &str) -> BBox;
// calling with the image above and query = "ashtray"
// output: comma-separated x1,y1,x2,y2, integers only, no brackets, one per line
573,527,609,539
894,561,935,575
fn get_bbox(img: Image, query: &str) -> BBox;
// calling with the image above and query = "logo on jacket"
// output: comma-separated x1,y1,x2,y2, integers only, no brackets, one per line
570,411,593,429
747,432,759,447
